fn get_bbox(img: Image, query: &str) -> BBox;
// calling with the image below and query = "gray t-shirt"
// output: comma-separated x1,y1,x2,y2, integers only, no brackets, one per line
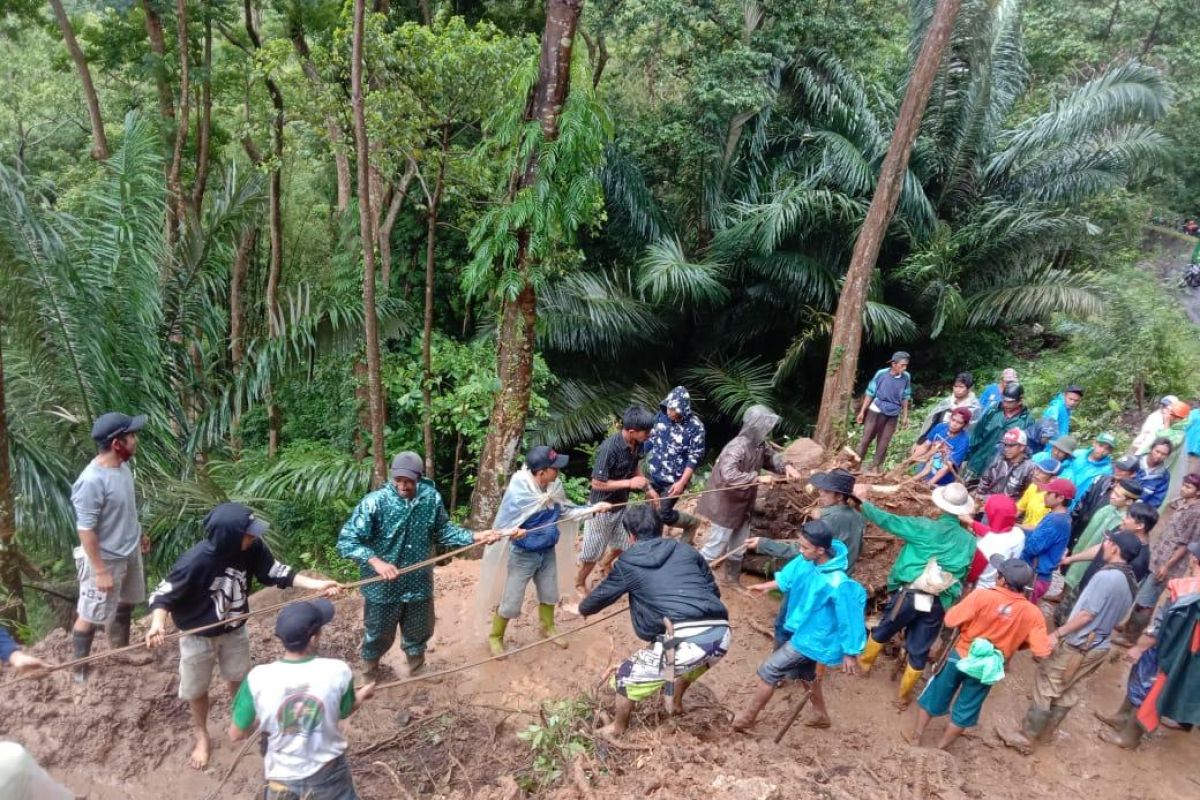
1065,567,1134,651
71,461,141,558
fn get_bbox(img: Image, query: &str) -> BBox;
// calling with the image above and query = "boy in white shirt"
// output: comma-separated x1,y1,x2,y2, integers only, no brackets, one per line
229,599,375,799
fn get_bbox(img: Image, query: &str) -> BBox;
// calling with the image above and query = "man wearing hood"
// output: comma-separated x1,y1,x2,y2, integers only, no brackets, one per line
964,494,1025,589
338,452,500,681
696,405,800,582
644,386,705,543
1037,386,1084,453
577,505,731,739
1061,433,1116,510
967,383,1031,480
732,520,866,732
146,502,340,770
855,483,978,706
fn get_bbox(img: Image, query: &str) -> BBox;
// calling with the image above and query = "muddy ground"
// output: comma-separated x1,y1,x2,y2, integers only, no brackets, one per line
3,447,1198,799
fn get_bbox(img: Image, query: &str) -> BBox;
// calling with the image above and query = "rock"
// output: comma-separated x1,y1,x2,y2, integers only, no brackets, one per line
711,774,780,800
780,438,825,471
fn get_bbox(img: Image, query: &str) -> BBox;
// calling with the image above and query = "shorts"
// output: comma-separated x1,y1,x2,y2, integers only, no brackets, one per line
917,654,993,728
1135,573,1166,608
73,547,146,625
612,622,731,701
870,589,945,670
756,641,819,686
579,510,630,563
177,626,252,700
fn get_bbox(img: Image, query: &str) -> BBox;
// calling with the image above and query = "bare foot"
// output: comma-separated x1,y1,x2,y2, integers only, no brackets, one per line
893,696,914,711
671,696,685,716
189,732,211,770
995,726,1033,756
804,714,832,729
731,712,756,732
900,725,920,745
596,723,624,741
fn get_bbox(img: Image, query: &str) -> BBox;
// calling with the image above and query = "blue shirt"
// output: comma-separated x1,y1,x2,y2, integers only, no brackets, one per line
0,626,18,665
865,368,912,417
924,422,969,485
980,383,1003,411
1186,409,1200,457
1021,511,1071,580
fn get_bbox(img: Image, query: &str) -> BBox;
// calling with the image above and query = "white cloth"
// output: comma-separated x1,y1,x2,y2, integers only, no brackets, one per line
1132,410,1170,455
474,468,595,630
0,742,73,800
974,529,1027,589
243,658,352,781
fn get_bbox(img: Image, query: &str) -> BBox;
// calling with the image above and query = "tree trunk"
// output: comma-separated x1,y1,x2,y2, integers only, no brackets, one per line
228,226,255,456
192,13,213,210
48,0,109,160
291,28,352,213
467,0,584,528
378,160,417,294
421,125,450,477
352,0,388,486
0,314,27,628
139,0,176,123
1101,0,1121,41
1140,4,1163,56
449,428,464,512
812,0,961,447
166,0,191,235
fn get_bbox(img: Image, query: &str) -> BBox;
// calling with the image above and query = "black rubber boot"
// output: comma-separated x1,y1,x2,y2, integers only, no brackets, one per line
1040,705,1071,742
107,604,133,648
1100,708,1145,749
72,628,96,684
1095,699,1134,731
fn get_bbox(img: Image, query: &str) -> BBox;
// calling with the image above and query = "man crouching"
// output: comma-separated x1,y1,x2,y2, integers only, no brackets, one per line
577,505,731,738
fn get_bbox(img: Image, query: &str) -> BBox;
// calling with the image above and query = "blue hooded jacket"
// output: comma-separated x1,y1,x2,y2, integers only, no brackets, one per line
1062,447,1111,510
775,540,867,666
645,386,706,488
1040,393,1072,453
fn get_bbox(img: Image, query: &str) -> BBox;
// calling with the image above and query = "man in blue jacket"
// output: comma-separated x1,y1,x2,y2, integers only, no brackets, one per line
732,520,867,732
577,505,731,739
644,386,705,543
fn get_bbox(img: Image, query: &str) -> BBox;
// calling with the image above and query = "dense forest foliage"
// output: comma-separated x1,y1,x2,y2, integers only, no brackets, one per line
1,0,1198,634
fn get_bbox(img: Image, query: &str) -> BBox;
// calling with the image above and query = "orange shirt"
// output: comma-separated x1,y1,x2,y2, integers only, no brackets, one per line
945,586,1052,659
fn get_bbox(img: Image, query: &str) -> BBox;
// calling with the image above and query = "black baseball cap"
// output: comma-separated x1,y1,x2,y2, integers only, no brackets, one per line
91,411,147,444
1108,531,1143,563
800,519,834,551
204,502,269,539
989,555,1034,591
890,351,911,364
275,599,335,651
1116,478,1143,499
1113,455,1139,473
526,445,569,472
1002,383,1024,401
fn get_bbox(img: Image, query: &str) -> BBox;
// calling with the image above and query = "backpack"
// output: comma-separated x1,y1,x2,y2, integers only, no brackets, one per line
511,505,563,552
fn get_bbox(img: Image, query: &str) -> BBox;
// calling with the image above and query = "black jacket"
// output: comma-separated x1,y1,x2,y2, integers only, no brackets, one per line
148,519,295,637
578,538,727,641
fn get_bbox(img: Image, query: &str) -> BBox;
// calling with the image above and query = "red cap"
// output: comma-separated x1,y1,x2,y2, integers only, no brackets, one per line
1038,477,1076,500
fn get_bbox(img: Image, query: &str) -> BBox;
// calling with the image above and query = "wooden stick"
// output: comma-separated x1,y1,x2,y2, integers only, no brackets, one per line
773,678,819,744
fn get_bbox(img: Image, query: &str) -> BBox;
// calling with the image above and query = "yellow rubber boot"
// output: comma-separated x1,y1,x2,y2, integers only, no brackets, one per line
858,637,884,674
539,603,569,649
898,665,923,705
488,613,508,657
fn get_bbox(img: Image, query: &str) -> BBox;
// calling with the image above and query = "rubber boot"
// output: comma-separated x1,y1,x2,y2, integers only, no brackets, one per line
1095,698,1134,731
538,604,568,650
107,604,133,648
897,665,923,705
676,513,700,546
1112,607,1152,648
72,628,96,684
1039,705,1071,742
488,614,509,657
722,556,742,585
858,637,884,675
1099,709,1144,749
1022,706,1053,740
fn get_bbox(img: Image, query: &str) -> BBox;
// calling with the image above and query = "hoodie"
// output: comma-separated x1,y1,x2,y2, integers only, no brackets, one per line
695,405,787,528
644,387,706,488
1062,447,1111,509
969,495,1025,587
774,540,867,666
148,517,296,636
577,537,727,641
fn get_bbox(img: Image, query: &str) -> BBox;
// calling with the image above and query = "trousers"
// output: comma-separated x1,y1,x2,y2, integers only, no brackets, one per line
361,599,435,662
857,410,899,468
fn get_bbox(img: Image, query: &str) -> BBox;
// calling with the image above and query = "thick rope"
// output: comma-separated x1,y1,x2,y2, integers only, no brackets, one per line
7,474,801,684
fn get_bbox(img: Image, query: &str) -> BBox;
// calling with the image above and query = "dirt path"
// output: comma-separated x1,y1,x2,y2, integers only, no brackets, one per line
5,548,1197,800
1142,226,1200,324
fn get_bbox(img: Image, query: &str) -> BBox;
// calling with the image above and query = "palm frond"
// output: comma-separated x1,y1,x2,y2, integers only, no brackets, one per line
964,267,1102,327
682,357,777,420
537,271,665,355
636,236,728,308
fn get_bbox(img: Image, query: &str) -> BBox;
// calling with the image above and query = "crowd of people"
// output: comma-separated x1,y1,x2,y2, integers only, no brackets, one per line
3,367,1200,797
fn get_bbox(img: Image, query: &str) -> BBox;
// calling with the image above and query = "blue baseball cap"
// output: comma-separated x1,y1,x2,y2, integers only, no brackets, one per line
275,599,335,651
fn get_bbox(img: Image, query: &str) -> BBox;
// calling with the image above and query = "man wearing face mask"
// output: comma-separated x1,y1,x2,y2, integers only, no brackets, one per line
338,452,500,681
70,412,152,683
